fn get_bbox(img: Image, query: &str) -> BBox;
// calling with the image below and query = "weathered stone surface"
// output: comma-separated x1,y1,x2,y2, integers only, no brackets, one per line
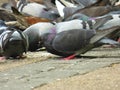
0,48,120,90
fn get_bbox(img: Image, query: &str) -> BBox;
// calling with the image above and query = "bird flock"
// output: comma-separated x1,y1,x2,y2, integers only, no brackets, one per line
0,0,120,60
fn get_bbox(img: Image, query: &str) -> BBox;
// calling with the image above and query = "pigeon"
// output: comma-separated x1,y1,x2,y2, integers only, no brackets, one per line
42,29,96,56
0,20,29,59
11,0,60,20
64,5,120,19
64,13,120,32
45,26,120,58
54,0,113,18
56,14,114,31
41,17,120,57
23,22,55,51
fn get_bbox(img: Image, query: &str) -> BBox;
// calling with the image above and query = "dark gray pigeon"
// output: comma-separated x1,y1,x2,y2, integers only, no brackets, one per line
0,20,29,59
49,26,120,57
41,19,120,57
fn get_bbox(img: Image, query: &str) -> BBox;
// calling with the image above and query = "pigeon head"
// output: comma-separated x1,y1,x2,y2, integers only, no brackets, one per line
0,28,29,58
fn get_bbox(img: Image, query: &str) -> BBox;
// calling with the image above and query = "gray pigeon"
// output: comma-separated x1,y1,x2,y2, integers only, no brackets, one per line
11,0,60,20
23,22,55,51
46,26,120,57
0,20,29,58
41,19,120,57
64,5,120,19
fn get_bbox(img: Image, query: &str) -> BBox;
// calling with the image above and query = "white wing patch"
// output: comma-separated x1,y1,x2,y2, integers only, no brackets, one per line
55,0,65,17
